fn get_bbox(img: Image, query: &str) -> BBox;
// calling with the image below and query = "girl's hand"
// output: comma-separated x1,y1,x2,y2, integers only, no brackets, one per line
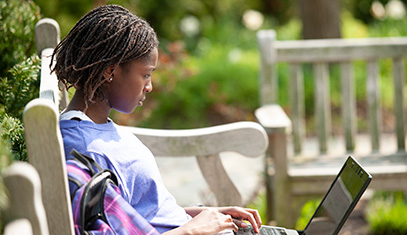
164,208,238,235
217,207,262,233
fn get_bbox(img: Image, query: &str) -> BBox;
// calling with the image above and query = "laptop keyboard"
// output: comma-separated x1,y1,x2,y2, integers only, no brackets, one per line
236,225,287,235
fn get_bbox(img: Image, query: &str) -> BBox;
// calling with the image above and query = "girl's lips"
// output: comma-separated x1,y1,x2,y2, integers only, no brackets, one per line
138,97,146,106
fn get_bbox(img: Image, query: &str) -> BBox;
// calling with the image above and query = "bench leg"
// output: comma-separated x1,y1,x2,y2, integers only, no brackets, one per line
266,131,292,227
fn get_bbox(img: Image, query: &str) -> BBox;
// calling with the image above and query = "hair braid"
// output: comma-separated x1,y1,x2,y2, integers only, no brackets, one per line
50,5,159,110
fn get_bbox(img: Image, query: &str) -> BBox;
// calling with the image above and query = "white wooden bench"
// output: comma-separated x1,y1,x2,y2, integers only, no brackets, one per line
22,18,269,235
255,29,407,227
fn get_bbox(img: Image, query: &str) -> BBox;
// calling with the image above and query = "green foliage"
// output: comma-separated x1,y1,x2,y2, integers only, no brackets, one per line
0,0,41,161
0,0,41,118
366,191,407,235
295,199,321,230
0,55,40,161
0,112,27,162
0,56,40,119
342,10,369,38
368,18,407,37
0,137,12,233
0,0,40,77
274,18,302,40
0,137,12,170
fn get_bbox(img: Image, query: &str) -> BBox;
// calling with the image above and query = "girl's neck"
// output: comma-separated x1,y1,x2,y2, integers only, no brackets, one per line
66,89,111,124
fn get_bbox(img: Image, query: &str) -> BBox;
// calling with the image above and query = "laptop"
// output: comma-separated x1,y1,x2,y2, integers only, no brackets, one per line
236,156,372,235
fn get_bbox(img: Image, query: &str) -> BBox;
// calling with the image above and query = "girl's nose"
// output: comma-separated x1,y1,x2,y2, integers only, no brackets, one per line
144,82,153,93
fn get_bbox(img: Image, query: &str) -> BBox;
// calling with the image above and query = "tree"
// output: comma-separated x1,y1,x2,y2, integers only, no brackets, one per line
299,0,342,39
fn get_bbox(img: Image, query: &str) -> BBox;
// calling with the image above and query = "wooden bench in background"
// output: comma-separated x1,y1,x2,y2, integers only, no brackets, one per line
17,18,269,235
255,29,407,227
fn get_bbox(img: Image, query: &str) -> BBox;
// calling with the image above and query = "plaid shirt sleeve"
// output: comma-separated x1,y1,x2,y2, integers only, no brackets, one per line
67,161,160,235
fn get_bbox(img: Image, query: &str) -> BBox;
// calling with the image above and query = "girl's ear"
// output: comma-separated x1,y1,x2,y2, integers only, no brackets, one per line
103,65,116,81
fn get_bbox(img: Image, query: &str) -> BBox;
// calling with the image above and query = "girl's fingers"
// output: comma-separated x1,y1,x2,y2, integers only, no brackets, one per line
233,218,248,227
224,214,238,231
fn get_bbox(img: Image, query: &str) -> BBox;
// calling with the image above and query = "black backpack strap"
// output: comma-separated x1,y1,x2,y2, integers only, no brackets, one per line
80,170,115,232
70,149,103,175
68,149,120,235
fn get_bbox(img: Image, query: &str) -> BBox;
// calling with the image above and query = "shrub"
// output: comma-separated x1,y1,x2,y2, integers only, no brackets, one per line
0,112,27,162
0,55,40,162
0,56,40,119
0,0,41,161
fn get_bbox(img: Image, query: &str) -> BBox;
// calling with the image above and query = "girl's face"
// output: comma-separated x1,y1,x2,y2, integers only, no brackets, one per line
106,47,158,114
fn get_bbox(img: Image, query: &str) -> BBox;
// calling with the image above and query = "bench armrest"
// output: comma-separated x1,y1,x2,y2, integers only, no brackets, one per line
124,121,268,157
255,104,291,134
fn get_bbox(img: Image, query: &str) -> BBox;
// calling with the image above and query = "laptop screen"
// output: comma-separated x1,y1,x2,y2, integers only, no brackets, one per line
304,156,372,235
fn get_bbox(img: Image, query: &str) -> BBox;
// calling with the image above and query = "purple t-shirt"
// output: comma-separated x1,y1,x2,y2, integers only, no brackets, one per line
60,119,191,233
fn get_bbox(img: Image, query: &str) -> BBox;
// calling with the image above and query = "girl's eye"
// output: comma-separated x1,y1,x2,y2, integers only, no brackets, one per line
144,74,152,79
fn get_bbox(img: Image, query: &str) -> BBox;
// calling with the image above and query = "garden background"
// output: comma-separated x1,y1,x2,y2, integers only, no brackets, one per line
1,0,407,233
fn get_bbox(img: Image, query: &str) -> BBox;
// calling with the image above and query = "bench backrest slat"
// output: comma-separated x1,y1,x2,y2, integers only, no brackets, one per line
366,60,381,152
340,62,356,151
289,63,305,154
393,57,406,150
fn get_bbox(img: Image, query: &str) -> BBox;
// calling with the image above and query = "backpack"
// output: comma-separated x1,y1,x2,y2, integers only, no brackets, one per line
66,149,160,235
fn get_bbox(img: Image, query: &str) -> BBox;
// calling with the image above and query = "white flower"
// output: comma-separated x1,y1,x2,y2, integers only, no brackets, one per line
179,15,201,37
242,10,264,31
385,0,406,19
371,1,386,19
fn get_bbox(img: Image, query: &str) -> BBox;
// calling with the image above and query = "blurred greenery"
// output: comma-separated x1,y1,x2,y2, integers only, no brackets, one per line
366,191,407,235
295,199,321,230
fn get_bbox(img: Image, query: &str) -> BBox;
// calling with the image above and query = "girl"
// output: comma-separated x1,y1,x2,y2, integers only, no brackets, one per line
51,4,261,234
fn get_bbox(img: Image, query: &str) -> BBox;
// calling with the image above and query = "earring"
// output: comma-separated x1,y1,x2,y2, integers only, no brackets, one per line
109,77,113,81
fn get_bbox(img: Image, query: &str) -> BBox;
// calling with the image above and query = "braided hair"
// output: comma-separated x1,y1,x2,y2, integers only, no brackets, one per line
51,5,159,109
